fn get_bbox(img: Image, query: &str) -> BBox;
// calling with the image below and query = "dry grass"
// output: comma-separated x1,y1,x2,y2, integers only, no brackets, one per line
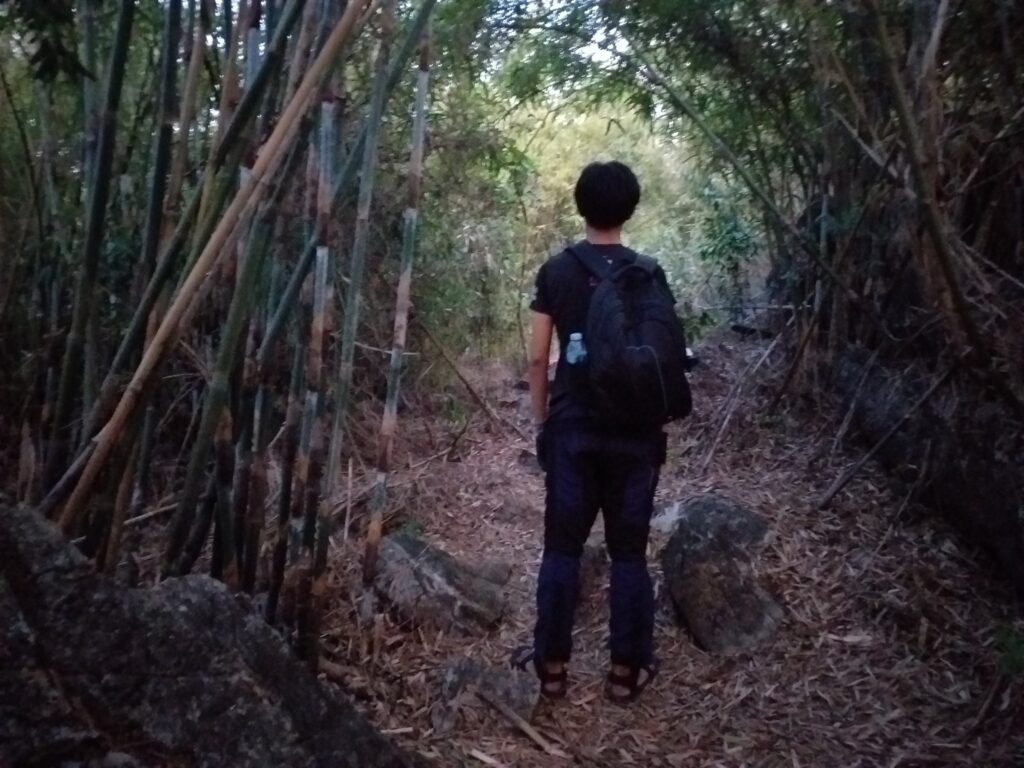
319,330,1024,767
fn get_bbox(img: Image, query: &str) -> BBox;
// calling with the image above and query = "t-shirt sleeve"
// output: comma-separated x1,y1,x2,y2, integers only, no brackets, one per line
530,262,554,315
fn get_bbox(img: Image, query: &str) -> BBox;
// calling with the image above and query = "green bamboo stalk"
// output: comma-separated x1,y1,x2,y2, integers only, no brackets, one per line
232,215,281,590
180,472,218,574
240,226,283,592
291,245,330,549
266,342,306,623
45,0,137,492
138,0,184,286
329,0,397,510
110,0,185,508
293,78,341,666
78,0,100,198
170,137,305,576
300,81,339,547
195,0,249,230
211,406,240,588
363,26,431,584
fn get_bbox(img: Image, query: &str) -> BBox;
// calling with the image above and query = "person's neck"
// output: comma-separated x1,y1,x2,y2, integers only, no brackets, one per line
585,226,623,245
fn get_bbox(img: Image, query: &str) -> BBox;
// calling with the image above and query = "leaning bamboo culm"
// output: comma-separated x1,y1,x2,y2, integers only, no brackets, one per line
162,191,274,577
64,0,306,466
363,25,432,585
164,139,305,577
56,0,373,533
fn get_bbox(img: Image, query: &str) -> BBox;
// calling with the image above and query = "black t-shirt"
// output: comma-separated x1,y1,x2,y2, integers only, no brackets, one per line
530,241,673,420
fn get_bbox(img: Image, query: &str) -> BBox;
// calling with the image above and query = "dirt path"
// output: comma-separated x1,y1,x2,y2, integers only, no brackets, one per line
323,333,1024,767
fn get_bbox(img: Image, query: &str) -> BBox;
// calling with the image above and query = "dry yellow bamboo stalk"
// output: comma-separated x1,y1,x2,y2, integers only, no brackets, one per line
58,0,372,532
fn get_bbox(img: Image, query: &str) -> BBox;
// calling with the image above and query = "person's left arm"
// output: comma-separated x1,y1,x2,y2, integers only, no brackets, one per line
529,311,553,425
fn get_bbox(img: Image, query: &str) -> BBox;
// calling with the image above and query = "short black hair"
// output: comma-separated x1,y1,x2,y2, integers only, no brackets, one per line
573,161,641,230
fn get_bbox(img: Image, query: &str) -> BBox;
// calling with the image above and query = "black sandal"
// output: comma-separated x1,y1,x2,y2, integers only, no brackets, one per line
605,658,659,704
510,645,568,699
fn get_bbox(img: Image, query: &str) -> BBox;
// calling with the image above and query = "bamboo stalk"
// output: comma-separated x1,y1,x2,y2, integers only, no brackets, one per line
211,406,240,588
266,343,306,623
165,0,212,232
57,0,371,532
255,0,439,372
300,77,340,547
867,2,981,354
240,223,284,591
330,0,397,511
363,25,431,586
45,0,137,492
869,0,1024,415
137,0,183,285
180,472,218,573
196,0,248,228
78,0,100,197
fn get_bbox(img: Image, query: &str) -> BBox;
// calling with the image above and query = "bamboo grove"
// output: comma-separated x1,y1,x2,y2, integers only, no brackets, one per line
1,0,436,663
2,0,1024,642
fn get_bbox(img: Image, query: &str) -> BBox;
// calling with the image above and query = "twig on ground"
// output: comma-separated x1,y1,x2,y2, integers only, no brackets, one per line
701,333,784,474
467,748,510,767
417,319,527,440
474,688,569,758
828,349,881,465
818,366,954,509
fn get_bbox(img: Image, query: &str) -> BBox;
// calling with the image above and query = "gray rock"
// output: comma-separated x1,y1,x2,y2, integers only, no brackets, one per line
375,533,506,634
432,658,540,733
0,504,426,768
660,494,783,654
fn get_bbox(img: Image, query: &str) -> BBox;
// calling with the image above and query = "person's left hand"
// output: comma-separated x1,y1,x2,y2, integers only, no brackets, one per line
534,422,548,472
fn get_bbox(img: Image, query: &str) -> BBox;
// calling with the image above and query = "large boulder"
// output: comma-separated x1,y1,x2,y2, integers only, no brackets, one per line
374,532,508,634
0,504,425,768
660,494,783,654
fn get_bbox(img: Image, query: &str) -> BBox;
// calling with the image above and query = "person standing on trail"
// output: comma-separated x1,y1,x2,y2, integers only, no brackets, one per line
512,161,692,703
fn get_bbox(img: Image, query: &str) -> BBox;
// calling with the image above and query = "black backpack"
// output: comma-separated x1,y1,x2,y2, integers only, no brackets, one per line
569,241,693,430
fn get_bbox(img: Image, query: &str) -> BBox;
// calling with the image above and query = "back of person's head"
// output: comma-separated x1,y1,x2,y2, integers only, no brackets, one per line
574,161,641,230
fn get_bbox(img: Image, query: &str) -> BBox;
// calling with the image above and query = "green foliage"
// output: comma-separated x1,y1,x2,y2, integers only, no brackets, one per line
0,0,86,81
692,182,759,320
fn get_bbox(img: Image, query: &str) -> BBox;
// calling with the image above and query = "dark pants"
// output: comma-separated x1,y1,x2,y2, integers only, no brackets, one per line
534,418,664,669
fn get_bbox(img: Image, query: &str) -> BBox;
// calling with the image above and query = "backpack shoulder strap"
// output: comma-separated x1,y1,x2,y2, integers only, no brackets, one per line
632,254,658,274
567,240,612,280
